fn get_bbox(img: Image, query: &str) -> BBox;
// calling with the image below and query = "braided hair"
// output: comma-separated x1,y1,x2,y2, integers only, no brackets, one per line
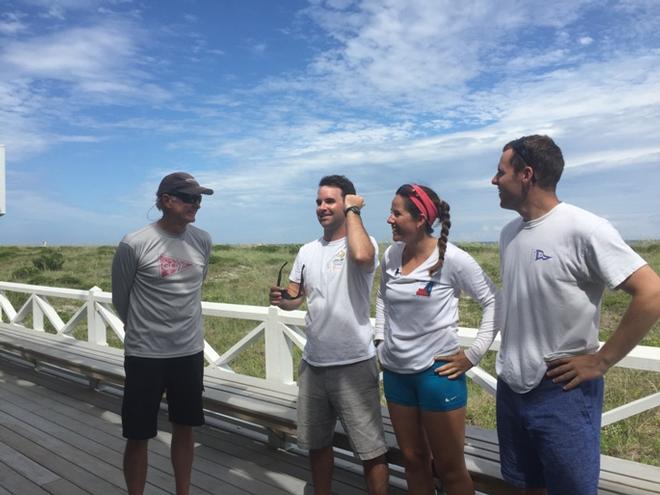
396,184,451,275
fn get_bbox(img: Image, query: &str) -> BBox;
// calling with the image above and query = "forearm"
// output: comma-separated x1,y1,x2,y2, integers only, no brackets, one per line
374,291,385,341
278,297,304,311
112,292,130,324
465,296,497,365
597,292,660,369
345,213,375,265
111,243,136,324
460,258,498,365
547,265,660,390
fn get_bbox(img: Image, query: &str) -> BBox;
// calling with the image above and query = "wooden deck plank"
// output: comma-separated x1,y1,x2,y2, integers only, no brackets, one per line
0,406,180,495
0,484,13,495
39,477,95,495
0,369,284,494
0,358,406,495
0,374,307,495
0,440,60,486
0,379,243,495
0,421,128,494
0,358,404,495
0,460,51,495
3,328,658,495
2,379,385,495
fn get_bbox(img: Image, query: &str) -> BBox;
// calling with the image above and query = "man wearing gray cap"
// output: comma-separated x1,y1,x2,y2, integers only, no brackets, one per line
112,172,213,495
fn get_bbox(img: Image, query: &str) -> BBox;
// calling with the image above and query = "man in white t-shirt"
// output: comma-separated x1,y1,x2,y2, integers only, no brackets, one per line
491,135,660,495
269,175,389,495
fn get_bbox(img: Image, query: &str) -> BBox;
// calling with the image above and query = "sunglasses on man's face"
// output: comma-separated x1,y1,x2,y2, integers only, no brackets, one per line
167,192,203,204
277,261,305,299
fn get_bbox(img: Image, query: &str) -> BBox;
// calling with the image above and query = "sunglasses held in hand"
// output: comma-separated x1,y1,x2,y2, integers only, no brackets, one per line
277,262,305,299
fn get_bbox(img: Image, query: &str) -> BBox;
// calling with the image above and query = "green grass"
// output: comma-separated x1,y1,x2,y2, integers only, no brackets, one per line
0,242,658,465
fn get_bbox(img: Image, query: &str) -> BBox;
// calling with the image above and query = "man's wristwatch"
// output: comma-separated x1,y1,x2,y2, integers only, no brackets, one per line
344,206,361,216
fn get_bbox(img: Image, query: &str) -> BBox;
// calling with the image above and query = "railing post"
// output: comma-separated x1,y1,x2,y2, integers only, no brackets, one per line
264,306,294,386
33,296,44,331
87,286,107,346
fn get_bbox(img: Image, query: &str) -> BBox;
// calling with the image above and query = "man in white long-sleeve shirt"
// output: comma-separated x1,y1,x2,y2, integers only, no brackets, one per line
112,172,213,495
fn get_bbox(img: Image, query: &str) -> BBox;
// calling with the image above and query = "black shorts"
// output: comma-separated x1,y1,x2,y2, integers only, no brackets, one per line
122,351,205,439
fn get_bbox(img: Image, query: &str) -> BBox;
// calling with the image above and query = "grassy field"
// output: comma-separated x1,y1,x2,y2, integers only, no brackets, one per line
0,242,658,465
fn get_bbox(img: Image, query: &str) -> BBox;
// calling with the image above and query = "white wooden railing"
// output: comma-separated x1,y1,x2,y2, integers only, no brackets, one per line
0,280,658,428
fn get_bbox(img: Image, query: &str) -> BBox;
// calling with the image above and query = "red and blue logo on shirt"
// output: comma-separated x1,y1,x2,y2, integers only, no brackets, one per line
416,281,435,297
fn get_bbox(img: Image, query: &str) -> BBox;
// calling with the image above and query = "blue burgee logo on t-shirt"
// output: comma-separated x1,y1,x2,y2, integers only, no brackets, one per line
534,249,552,261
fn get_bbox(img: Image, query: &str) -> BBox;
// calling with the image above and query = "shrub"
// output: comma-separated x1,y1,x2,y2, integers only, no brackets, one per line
32,249,65,271
55,275,83,287
214,244,235,251
288,244,303,255
252,244,281,253
96,246,116,256
11,266,39,280
0,247,21,260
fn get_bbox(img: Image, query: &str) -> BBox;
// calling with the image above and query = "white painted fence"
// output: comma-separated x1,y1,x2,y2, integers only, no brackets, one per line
0,280,658,428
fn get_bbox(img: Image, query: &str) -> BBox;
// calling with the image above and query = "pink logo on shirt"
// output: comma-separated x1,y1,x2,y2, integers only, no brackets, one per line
160,255,193,277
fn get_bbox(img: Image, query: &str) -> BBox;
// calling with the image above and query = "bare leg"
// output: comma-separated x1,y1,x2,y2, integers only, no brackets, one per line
124,439,148,495
388,402,434,494
171,423,194,495
310,446,334,495
422,407,473,495
362,454,389,495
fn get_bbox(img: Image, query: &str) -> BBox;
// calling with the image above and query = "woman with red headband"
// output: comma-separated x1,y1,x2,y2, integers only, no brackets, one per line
375,184,498,495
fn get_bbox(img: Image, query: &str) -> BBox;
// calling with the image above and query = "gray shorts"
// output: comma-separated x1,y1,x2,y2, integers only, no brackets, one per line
297,356,388,461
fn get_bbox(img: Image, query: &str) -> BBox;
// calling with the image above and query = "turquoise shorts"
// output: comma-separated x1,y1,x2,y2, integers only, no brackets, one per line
383,360,467,412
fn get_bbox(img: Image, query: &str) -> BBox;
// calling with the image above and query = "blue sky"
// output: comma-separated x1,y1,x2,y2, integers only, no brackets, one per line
1,0,659,245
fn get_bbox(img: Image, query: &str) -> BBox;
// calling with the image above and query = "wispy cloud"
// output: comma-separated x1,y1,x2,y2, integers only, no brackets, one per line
0,13,172,160
2,0,660,244
3,22,139,88
0,12,28,34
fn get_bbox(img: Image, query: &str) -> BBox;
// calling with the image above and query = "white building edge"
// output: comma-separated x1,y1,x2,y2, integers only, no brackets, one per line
0,144,5,216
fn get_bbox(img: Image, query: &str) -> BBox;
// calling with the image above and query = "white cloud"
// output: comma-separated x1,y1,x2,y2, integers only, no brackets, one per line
293,0,598,113
3,23,135,80
0,16,173,160
2,0,660,243
0,12,28,34
251,42,267,54
191,45,660,213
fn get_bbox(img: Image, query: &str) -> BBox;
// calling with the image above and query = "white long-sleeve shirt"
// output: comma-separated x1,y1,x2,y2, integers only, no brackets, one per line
376,241,498,374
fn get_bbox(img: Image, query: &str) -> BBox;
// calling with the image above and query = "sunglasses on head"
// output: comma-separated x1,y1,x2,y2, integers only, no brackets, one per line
277,261,305,299
166,192,203,204
510,139,538,183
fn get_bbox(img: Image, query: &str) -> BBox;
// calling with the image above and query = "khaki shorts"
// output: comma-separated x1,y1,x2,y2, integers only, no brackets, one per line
297,357,388,461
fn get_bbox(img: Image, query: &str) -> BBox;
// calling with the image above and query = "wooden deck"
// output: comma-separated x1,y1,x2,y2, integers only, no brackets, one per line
0,357,407,495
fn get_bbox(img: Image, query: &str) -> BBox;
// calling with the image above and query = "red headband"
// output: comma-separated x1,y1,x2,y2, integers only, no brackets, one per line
408,184,438,226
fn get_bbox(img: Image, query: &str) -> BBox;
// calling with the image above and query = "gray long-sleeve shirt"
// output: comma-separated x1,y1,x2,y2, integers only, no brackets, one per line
111,222,212,358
